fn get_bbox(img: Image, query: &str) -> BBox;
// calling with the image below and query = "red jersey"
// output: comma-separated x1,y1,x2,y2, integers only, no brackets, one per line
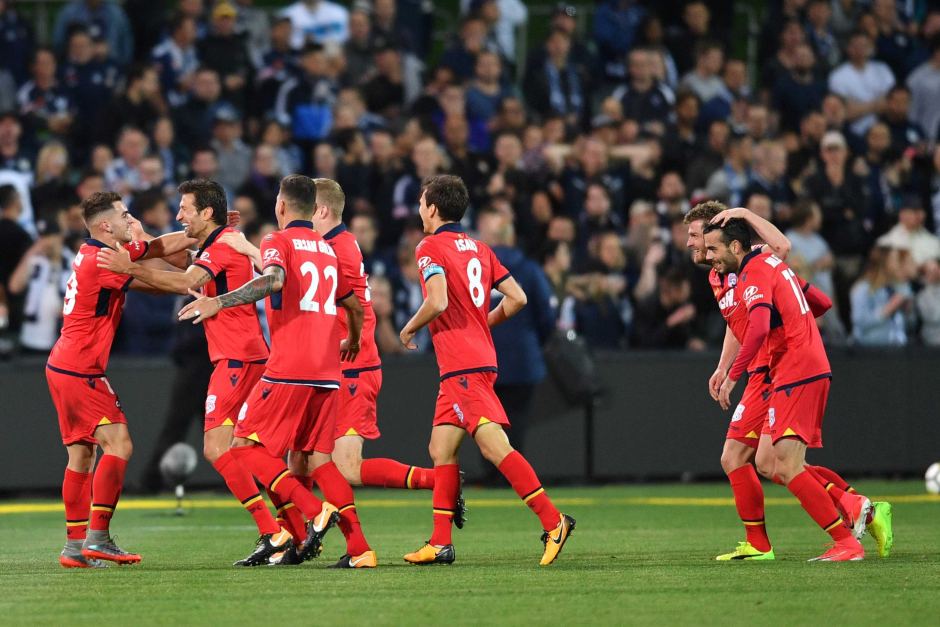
47,239,149,375
260,220,353,387
709,268,770,372
415,223,511,380
737,251,830,387
323,224,380,372
192,226,269,364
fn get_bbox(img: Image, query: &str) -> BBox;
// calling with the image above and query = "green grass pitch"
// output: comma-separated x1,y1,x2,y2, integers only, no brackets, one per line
1,481,938,626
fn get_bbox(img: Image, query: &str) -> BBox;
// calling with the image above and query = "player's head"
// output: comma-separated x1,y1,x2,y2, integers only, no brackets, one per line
82,191,133,243
684,200,726,264
276,174,316,227
177,179,227,239
703,218,752,274
312,177,345,231
419,174,468,234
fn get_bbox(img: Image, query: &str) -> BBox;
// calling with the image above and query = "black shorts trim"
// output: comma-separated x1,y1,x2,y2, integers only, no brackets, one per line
773,373,832,394
342,364,382,378
260,376,340,388
225,359,268,368
440,366,498,382
46,364,105,378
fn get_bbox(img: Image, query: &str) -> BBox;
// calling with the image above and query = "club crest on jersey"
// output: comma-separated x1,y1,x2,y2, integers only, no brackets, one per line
206,395,217,414
453,403,465,423
728,273,737,287
349,383,358,396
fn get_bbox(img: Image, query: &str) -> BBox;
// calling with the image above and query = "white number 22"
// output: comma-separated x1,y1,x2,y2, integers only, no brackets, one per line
299,261,337,315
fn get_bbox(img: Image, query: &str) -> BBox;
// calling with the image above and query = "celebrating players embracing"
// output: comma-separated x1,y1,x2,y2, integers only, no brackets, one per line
49,191,195,567
399,175,575,566
180,175,374,567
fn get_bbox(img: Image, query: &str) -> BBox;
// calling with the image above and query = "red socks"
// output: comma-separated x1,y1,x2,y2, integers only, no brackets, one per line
360,458,434,489
805,465,855,493
266,488,307,544
787,470,851,541
727,465,772,552
430,464,460,546
90,455,127,531
229,446,324,520
497,451,561,531
212,451,280,536
312,461,370,555
63,468,92,541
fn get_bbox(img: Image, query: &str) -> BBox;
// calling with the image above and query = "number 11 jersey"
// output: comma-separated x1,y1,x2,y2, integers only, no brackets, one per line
414,223,511,380
260,220,354,387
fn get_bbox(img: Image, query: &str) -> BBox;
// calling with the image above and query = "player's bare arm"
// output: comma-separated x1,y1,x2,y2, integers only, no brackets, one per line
339,291,363,362
710,208,791,260
719,307,771,410
487,276,527,327
178,265,284,325
218,231,263,272
710,327,741,401
96,247,211,294
400,273,447,350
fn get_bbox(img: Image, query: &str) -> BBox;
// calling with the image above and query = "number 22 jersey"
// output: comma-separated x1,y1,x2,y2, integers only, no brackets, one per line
414,223,511,380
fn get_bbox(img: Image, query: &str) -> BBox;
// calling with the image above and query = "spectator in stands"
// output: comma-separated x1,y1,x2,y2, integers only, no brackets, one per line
877,196,940,268
907,33,940,142
633,266,702,350
916,257,940,346
850,245,913,346
761,19,806,91
593,0,646,82
99,63,164,145
151,116,188,184
540,238,572,323
234,0,270,64
151,13,200,107
237,144,280,221
173,67,227,151
574,230,632,348
30,141,71,213
281,0,349,49
805,0,840,71
466,51,515,124
369,274,402,355
0,112,29,175
440,15,489,81
209,107,251,192
386,136,441,247
0,184,31,342
679,39,725,111
523,28,588,130
132,188,173,237
189,146,222,189
745,140,793,222
53,0,133,67
561,137,629,220
611,47,674,135
343,7,373,84
773,43,827,133
0,0,35,86
17,47,73,143
704,131,752,208
871,0,918,81
361,44,406,122
879,86,925,156
686,119,729,193
665,0,713,76
104,126,148,197
275,43,337,155
60,26,121,153
829,30,895,138
198,2,253,111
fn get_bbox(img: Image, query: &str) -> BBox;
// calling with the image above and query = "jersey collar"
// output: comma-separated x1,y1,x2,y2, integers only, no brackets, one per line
738,248,762,274
197,225,226,256
85,238,111,249
322,223,347,240
434,223,463,235
286,220,313,230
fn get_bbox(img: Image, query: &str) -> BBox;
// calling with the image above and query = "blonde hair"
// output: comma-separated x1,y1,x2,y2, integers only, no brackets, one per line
36,141,69,183
313,177,346,218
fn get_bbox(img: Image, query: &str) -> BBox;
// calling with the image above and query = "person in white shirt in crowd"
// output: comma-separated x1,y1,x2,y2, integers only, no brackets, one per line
828,31,895,137
907,34,940,142
281,0,349,49
876,196,940,268
461,0,527,63
915,257,940,346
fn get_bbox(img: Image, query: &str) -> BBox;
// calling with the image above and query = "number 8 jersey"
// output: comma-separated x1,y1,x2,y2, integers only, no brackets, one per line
737,250,830,387
415,223,511,380
260,220,354,388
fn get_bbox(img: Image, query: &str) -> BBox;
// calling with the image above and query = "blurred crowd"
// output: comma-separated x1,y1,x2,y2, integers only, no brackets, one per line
2,0,940,362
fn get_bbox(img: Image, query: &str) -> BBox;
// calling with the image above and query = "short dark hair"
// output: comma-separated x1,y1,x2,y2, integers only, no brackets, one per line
0,184,18,210
422,175,469,222
132,188,168,216
127,62,155,86
684,200,727,225
82,191,123,225
178,179,227,225
279,174,317,217
703,218,752,250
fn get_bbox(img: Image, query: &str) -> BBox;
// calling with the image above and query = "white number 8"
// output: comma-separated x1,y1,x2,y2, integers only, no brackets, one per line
63,272,78,315
467,258,484,307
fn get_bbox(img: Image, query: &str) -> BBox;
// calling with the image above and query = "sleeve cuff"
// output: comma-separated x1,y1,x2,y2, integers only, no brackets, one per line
193,261,216,279
336,289,355,302
493,272,511,287
121,276,134,292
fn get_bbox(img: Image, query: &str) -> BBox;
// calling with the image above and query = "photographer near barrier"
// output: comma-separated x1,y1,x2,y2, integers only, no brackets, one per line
1,348,937,494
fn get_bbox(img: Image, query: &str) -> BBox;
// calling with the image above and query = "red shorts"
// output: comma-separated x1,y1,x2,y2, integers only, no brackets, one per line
334,367,382,440
234,381,337,457
768,376,831,448
46,366,127,446
726,368,771,448
205,360,266,432
433,371,509,435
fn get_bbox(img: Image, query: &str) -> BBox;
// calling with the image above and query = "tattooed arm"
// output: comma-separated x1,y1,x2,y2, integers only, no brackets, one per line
178,265,284,324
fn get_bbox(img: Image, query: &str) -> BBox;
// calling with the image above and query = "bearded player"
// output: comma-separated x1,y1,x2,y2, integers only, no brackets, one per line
50,191,195,567
399,175,574,566
685,204,892,560
180,175,373,567
96,179,301,563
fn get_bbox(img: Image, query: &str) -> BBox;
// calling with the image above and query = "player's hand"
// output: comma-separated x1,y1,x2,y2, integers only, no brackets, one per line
97,247,133,274
718,376,737,411
127,214,147,241
708,368,726,401
226,210,241,229
177,290,221,325
219,231,255,256
399,327,417,350
710,207,749,226
340,338,360,362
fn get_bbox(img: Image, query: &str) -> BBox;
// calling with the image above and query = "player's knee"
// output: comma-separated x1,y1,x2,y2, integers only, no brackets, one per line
334,456,362,485
104,438,132,460
428,441,456,465
720,450,741,475
202,443,222,464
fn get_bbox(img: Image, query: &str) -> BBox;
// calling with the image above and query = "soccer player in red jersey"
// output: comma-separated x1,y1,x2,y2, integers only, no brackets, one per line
399,175,574,566
704,218,866,561
48,191,195,567
95,179,296,562
179,175,373,567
